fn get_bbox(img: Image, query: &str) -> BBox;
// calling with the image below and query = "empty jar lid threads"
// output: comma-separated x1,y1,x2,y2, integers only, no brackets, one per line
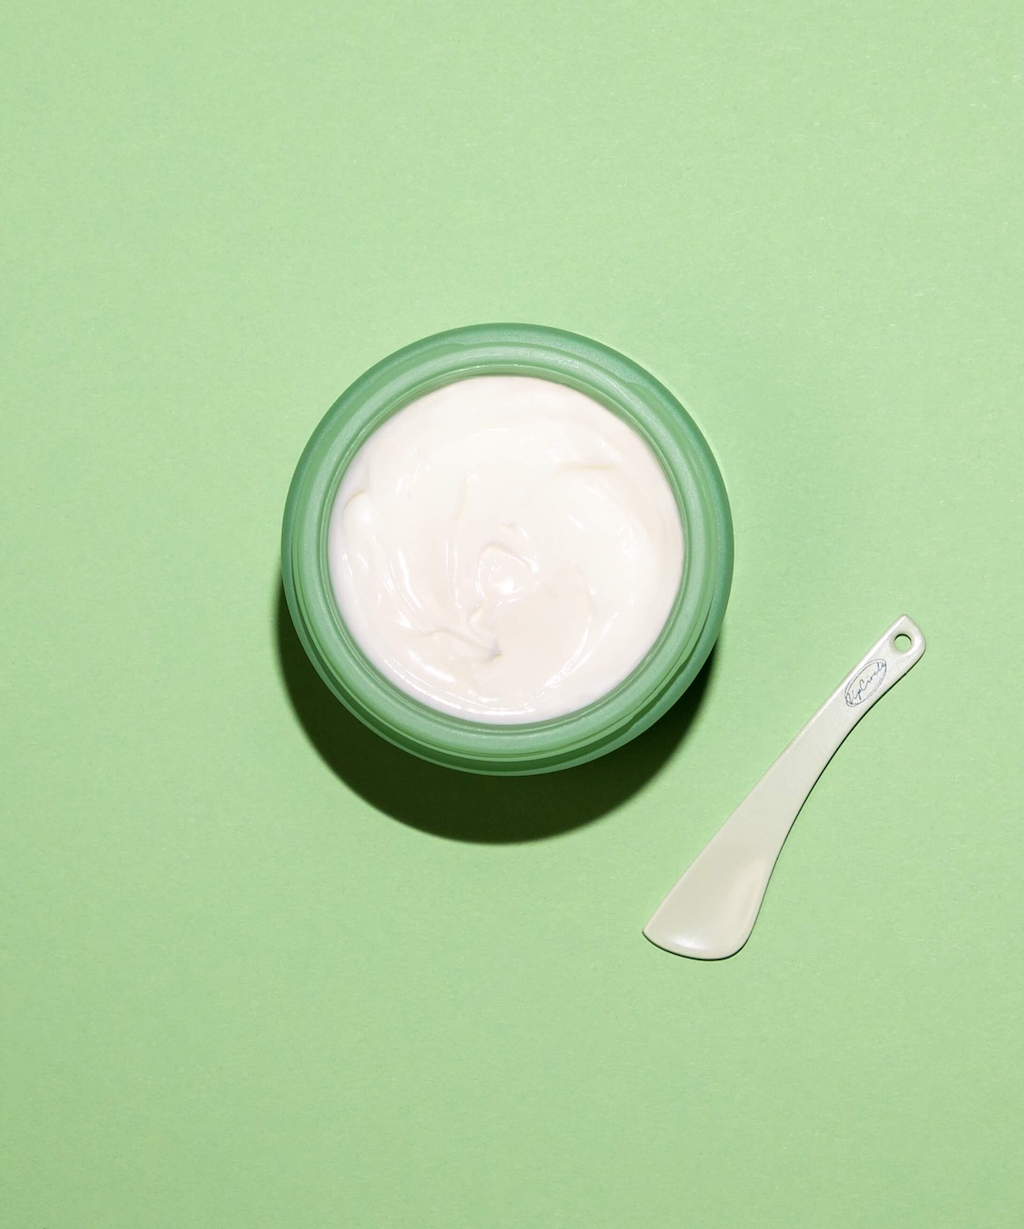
282,324,733,775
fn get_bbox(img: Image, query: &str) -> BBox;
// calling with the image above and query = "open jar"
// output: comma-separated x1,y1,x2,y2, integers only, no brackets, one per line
282,324,732,775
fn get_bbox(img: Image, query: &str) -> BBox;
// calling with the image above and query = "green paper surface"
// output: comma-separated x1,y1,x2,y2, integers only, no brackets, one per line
3,3,1022,1226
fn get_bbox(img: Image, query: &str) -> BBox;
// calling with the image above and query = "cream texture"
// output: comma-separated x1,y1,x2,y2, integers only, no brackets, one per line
328,375,684,721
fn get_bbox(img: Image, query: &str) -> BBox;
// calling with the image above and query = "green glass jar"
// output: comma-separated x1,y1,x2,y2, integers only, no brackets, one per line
282,324,732,775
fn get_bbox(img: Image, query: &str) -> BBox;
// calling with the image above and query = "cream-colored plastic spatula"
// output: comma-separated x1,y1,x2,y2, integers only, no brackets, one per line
644,615,926,960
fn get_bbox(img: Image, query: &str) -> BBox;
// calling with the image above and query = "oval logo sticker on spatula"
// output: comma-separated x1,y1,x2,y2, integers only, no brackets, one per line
644,616,926,960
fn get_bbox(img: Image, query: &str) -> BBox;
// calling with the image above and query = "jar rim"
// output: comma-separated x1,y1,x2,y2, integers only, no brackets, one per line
282,323,733,774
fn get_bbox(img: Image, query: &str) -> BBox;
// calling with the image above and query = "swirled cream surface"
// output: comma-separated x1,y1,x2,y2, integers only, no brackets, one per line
328,375,684,721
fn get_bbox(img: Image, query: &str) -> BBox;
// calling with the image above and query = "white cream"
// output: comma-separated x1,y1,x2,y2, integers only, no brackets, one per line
328,375,684,722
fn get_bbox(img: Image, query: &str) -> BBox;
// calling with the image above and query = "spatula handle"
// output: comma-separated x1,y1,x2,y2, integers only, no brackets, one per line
643,616,926,959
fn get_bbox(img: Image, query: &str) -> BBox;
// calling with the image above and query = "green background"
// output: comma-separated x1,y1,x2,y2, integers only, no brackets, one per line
3,2,1022,1226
